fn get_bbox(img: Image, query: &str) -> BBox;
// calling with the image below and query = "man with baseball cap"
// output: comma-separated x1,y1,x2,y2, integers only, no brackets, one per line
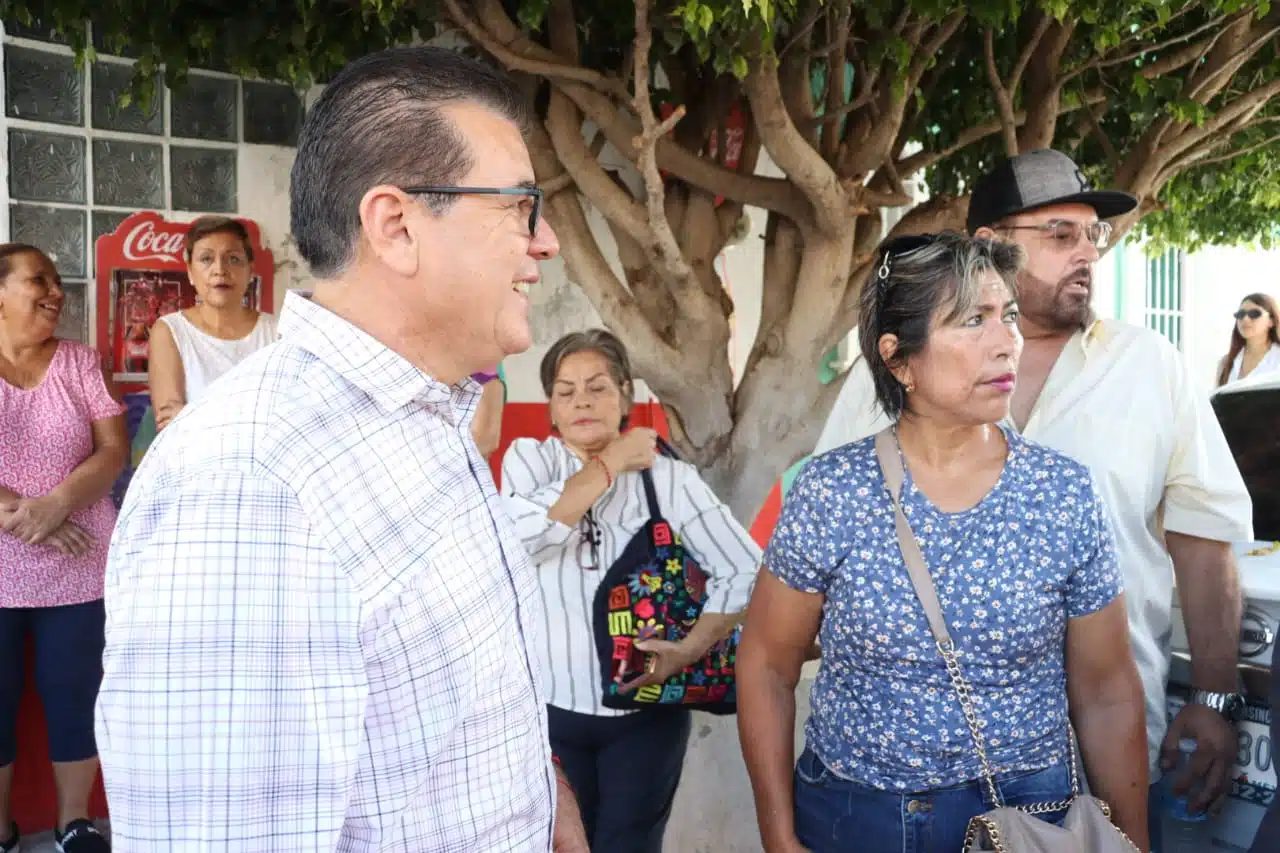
969,148,1253,851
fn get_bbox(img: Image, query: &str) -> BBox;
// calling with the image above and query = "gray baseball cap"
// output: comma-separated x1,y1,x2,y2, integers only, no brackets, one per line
966,149,1137,233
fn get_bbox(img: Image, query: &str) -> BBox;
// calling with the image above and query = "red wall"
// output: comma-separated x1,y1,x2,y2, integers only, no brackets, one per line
491,402,783,547
14,400,784,834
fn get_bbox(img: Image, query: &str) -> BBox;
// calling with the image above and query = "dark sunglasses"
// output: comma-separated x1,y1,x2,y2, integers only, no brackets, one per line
402,185,544,237
576,510,601,572
1235,308,1268,320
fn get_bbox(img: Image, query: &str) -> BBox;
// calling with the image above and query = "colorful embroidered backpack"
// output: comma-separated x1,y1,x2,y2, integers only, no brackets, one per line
591,463,739,715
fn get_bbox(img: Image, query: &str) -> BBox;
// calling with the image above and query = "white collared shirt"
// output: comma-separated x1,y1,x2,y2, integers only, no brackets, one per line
97,292,555,852
1010,318,1253,772
500,436,760,716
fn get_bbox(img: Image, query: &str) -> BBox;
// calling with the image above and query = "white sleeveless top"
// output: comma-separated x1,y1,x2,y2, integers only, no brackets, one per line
159,311,279,404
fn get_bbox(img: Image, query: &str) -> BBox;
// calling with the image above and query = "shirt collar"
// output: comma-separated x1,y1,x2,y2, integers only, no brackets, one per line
277,291,481,424
1073,316,1108,361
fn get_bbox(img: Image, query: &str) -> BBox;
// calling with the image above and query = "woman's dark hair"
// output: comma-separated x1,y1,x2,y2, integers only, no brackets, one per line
1217,292,1280,387
184,216,253,263
540,328,634,429
0,243,53,283
858,231,1025,419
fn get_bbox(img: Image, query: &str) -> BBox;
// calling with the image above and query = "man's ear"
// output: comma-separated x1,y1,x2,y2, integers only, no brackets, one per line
974,225,1000,241
357,184,419,278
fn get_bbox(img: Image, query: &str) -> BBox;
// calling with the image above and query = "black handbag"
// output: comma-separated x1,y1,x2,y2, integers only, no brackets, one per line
591,452,739,715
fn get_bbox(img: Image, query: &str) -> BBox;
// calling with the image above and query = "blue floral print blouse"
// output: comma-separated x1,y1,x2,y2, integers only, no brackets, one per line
765,429,1122,792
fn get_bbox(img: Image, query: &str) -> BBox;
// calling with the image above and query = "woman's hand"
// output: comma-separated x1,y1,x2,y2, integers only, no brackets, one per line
45,520,94,557
600,428,658,474
0,494,73,546
617,638,700,693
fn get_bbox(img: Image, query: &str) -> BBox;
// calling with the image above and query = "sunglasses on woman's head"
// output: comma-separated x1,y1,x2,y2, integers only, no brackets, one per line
1235,308,1267,320
875,234,940,285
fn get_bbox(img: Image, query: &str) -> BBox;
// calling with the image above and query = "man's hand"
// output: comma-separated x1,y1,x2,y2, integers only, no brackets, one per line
1161,702,1237,814
552,764,589,853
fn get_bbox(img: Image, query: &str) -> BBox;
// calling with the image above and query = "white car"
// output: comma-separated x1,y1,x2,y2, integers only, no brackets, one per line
1168,371,1280,850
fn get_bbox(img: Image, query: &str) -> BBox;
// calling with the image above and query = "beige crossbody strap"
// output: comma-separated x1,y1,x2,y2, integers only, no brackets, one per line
873,428,952,645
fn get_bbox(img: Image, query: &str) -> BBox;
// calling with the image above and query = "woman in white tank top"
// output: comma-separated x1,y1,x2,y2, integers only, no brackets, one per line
148,216,279,430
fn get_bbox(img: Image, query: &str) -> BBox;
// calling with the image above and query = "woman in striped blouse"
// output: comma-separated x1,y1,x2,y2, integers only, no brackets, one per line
501,329,759,853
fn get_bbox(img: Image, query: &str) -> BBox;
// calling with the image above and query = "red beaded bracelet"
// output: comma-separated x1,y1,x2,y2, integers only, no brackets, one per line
591,455,613,488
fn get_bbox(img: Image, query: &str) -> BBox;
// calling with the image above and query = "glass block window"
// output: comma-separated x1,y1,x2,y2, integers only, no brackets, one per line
1145,248,1186,350
93,139,164,207
5,46,82,125
1,22,298,346
171,146,237,212
171,74,238,141
91,62,162,135
243,81,303,146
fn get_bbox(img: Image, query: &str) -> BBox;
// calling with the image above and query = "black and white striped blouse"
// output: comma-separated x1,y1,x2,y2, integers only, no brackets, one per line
501,436,761,717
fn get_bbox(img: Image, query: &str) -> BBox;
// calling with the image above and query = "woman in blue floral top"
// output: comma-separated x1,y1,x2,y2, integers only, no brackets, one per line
737,233,1149,853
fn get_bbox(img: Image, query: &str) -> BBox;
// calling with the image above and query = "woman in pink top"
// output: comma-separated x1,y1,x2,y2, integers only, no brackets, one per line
0,244,127,853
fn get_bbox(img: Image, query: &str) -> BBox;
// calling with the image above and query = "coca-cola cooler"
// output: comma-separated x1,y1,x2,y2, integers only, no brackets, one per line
95,211,275,505
9,211,274,837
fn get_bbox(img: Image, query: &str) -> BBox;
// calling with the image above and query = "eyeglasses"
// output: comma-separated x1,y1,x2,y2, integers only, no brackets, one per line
999,220,1112,250
875,234,940,284
1235,308,1268,320
576,510,601,572
402,185,544,237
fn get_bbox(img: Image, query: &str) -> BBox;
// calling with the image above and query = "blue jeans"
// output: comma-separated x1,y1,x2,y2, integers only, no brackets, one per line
793,746,1072,853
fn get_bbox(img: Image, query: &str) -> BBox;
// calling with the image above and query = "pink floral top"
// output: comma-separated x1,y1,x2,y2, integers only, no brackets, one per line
0,340,125,607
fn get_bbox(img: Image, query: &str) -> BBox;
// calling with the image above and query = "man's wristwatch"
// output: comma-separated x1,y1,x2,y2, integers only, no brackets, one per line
1189,688,1247,723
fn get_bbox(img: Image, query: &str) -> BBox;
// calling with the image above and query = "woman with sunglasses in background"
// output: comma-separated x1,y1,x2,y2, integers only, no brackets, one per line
737,233,1149,853
500,328,758,853
1216,292,1280,387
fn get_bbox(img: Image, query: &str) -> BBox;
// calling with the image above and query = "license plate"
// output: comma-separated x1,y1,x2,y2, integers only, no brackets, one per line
1167,687,1275,850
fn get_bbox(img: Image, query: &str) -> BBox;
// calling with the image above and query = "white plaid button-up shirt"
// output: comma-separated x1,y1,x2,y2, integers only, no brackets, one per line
97,292,555,852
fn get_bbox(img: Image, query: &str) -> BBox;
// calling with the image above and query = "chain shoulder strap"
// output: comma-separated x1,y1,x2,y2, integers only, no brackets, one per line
873,428,1081,811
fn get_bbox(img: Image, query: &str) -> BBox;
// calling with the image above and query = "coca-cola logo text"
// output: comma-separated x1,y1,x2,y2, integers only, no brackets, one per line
122,220,188,264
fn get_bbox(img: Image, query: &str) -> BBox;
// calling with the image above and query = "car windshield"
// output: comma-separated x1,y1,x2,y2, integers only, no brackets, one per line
1212,380,1280,541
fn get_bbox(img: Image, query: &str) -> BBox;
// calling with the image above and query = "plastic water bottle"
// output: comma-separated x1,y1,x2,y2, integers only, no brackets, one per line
1161,738,1215,851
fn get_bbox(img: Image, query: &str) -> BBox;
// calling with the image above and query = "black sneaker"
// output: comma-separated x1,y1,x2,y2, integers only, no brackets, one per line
55,820,108,853
0,822,17,853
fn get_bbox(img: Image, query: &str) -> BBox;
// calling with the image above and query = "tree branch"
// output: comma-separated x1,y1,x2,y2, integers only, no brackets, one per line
630,0,702,297
455,0,809,221
1180,132,1280,173
557,81,811,223
743,43,847,234
1163,78,1280,164
1010,12,1054,94
984,29,1019,156
897,89,1107,175
440,0,627,100
1138,16,1241,80
1081,95,1119,172
526,120,678,379
1061,13,1234,87
544,90,651,246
